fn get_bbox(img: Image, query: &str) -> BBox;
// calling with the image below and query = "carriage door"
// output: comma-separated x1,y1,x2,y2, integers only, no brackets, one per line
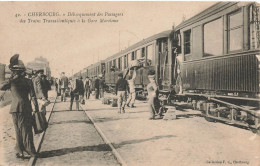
158,39,169,90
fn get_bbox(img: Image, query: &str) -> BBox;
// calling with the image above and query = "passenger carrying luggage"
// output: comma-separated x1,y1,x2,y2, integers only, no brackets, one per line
32,111,48,134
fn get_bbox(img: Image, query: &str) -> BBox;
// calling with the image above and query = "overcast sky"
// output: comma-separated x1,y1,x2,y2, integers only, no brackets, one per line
0,1,216,77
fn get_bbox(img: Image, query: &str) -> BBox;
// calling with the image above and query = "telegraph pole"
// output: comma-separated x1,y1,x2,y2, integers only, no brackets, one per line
119,31,121,51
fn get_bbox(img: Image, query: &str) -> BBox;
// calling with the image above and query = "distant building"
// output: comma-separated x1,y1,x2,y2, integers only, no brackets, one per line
26,56,51,79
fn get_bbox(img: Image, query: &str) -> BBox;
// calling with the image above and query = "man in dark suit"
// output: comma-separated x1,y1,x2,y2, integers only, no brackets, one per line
69,77,80,111
0,55,39,158
94,76,100,99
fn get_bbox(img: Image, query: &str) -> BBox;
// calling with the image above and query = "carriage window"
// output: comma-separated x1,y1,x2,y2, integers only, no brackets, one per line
141,48,145,58
147,45,153,65
131,52,135,60
228,10,243,51
109,61,111,69
124,55,128,69
249,5,260,49
118,57,122,70
184,30,191,54
113,59,116,68
204,18,223,56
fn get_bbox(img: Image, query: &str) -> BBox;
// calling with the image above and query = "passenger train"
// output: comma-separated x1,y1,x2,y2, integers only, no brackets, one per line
74,2,260,133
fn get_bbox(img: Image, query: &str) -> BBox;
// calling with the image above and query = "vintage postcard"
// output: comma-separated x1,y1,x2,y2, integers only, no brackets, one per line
0,1,259,166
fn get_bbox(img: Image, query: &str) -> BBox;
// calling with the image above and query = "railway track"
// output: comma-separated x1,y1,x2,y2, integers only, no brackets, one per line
29,98,122,166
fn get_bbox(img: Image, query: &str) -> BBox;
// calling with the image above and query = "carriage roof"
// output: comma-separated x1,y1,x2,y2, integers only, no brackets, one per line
104,30,172,61
175,2,240,31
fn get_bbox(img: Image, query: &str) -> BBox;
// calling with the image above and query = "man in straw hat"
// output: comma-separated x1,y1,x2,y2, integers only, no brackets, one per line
60,72,69,102
0,54,39,158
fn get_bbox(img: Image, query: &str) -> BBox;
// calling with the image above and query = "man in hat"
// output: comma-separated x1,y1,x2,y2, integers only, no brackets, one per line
78,76,85,104
33,69,48,115
0,54,38,158
84,76,91,99
60,72,69,102
115,72,129,113
41,75,51,100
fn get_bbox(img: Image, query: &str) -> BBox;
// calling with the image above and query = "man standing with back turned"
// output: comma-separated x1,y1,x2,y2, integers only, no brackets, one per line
115,73,129,114
60,72,68,102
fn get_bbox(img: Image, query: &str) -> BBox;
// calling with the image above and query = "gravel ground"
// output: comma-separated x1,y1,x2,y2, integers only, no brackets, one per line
81,96,260,166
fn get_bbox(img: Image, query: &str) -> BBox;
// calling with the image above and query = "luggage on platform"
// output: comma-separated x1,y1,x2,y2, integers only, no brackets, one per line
32,111,48,134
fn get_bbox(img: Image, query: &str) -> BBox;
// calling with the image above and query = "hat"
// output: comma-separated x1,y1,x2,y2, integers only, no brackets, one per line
9,54,26,71
99,74,102,78
10,54,19,66
36,69,44,74
118,73,123,77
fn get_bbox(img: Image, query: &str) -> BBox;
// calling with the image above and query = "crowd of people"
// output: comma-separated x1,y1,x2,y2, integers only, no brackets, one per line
54,72,107,111
53,65,162,120
0,54,162,159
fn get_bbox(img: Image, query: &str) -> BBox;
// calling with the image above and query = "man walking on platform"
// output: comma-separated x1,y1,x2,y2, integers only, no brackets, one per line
84,76,91,99
78,76,85,104
94,76,100,99
115,73,129,114
69,77,80,111
127,67,137,108
42,75,51,100
60,72,68,102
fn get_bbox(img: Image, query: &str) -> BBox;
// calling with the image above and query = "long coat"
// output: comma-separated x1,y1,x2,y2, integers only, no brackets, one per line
0,77,38,113
33,76,45,99
0,76,38,155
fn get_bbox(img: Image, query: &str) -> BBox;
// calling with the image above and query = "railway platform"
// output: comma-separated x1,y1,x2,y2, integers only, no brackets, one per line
1,90,260,166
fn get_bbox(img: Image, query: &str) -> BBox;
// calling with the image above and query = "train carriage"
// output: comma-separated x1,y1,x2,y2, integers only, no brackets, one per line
173,2,260,132
104,30,177,95
80,61,105,79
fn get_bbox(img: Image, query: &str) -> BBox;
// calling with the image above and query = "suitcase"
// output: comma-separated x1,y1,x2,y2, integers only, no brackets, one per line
111,98,118,107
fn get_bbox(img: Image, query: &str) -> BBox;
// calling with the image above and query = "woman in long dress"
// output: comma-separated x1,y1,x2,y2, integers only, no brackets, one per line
0,55,39,158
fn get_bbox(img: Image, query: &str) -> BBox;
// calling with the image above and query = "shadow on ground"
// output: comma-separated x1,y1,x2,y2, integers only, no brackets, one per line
49,119,93,125
52,110,84,113
113,135,176,148
94,116,138,123
39,144,111,158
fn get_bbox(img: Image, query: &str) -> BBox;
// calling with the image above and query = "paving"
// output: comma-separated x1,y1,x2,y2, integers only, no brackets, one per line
81,93,260,166
35,97,120,166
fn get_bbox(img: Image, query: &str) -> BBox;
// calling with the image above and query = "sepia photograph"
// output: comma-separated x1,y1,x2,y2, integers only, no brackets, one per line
0,1,259,166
